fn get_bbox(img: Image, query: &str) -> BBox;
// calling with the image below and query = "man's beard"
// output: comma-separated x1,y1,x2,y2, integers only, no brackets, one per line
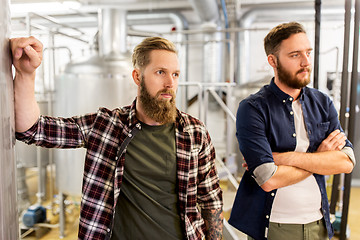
276,58,311,89
139,77,177,124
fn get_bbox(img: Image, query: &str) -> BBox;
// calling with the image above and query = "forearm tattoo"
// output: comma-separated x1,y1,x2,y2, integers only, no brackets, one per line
202,208,223,240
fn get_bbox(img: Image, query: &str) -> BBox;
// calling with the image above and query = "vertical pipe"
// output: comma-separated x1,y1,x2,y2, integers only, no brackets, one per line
341,0,360,239
99,9,128,58
340,0,352,128
26,13,31,37
313,0,321,89
0,0,19,239
332,0,353,216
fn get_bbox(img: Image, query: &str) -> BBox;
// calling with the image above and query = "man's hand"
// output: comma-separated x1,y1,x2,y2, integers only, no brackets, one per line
11,36,43,132
273,129,347,166
317,129,346,152
270,129,353,175
10,36,43,77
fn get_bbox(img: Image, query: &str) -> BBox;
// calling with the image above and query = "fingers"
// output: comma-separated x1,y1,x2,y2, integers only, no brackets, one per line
10,36,43,74
242,163,249,171
24,45,42,67
10,36,43,51
13,47,24,60
327,130,346,150
326,129,341,141
10,36,43,61
317,129,347,152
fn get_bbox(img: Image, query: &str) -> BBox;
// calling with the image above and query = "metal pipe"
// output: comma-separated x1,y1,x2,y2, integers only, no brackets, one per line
48,32,56,92
340,0,352,130
44,46,72,61
187,0,220,23
348,0,359,154
36,147,44,205
23,20,89,43
26,13,31,36
215,158,239,190
341,0,360,238
208,89,236,123
59,192,65,238
223,219,241,240
313,0,321,89
85,0,192,10
332,0,353,216
204,88,209,125
170,26,270,35
29,12,87,36
180,82,236,87
98,9,127,57
179,82,203,120
188,0,224,87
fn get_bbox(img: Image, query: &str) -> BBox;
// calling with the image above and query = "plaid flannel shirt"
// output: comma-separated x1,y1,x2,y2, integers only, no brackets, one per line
16,100,223,240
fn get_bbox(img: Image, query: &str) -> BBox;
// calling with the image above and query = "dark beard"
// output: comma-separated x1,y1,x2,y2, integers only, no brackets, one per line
277,58,311,89
139,77,177,124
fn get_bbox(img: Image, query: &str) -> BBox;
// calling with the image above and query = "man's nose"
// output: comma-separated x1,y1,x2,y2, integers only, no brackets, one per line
300,54,311,67
164,74,175,88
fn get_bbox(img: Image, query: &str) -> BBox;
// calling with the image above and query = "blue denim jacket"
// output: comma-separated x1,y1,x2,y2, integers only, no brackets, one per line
228,78,353,240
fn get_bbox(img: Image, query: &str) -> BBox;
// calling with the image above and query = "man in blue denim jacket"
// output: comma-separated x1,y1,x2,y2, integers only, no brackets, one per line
229,22,355,240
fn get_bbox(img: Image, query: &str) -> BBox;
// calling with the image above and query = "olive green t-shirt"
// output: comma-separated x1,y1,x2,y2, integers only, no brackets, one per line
110,122,185,240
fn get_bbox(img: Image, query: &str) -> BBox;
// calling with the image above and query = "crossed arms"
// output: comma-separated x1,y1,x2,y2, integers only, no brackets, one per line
261,129,354,192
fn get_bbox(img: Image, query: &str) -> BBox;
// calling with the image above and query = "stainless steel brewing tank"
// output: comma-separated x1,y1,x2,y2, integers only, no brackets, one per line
0,0,18,238
54,54,137,196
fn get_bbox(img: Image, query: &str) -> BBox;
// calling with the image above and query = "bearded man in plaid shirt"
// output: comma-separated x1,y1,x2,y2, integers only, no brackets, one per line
11,36,223,240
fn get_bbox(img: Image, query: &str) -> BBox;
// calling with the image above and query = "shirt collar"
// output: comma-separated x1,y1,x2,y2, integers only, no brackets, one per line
128,99,139,127
269,77,306,104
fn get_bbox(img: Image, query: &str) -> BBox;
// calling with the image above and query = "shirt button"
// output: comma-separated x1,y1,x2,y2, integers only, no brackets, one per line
290,111,294,115
289,97,293,101
271,193,275,197
292,133,296,137
107,228,111,232
128,133,132,137
283,100,286,103
266,215,269,219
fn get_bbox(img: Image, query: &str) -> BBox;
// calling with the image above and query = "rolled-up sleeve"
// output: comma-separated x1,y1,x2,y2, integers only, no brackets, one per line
342,146,356,166
236,99,275,186
16,112,97,149
253,162,278,186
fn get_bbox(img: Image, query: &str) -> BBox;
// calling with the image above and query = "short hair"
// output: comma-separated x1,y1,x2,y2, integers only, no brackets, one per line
132,37,178,70
264,22,306,56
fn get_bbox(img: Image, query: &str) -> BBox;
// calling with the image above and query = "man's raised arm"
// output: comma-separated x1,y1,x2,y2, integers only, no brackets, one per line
11,36,43,132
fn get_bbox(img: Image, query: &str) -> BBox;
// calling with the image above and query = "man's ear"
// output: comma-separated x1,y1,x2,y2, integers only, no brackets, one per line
132,69,141,86
268,54,277,68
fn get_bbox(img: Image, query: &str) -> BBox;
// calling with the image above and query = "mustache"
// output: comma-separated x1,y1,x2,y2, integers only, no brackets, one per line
296,67,311,75
156,89,176,97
